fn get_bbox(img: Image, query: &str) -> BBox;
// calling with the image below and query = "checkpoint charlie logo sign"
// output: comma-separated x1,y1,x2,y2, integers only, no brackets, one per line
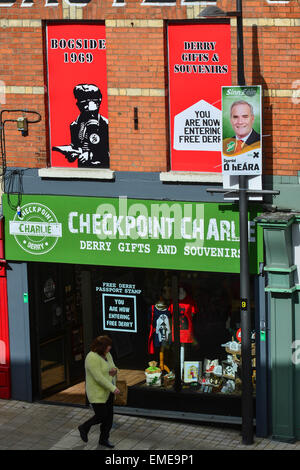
9,202,62,256
221,86,262,175
4,194,263,274
168,23,231,172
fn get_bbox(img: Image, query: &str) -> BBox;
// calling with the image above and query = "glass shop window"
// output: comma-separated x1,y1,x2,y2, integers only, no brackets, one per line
93,267,256,396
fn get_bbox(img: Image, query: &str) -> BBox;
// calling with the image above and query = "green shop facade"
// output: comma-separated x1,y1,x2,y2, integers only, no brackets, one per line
255,211,300,442
2,169,300,441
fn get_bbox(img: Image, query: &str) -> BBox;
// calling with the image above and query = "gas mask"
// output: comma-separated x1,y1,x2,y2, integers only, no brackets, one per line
77,98,101,120
78,118,101,150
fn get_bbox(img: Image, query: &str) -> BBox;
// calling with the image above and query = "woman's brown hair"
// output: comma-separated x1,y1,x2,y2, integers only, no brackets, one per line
90,335,112,356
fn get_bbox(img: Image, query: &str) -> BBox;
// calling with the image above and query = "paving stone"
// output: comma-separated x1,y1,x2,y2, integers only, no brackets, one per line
0,398,299,451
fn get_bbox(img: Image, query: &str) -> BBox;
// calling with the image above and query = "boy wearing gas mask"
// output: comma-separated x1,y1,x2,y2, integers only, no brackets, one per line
53,84,109,168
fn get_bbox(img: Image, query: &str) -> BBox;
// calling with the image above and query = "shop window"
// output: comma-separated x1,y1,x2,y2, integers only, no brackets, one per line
31,263,256,409
94,267,256,400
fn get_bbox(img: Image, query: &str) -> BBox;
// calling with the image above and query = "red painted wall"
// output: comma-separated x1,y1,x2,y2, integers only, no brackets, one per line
0,219,11,399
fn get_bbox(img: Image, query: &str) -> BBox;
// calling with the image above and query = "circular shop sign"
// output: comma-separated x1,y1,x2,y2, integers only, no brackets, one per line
12,202,61,256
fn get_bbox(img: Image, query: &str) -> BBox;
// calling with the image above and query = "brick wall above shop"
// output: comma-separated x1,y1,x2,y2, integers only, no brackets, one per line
0,1,299,175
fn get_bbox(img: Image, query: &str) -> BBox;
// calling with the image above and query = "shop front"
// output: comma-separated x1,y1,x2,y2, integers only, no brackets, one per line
3,193,264,422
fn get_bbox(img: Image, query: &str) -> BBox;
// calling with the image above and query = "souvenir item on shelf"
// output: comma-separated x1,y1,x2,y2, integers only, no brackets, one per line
208,375,223,388
221,340,241,354
204,359,219,374
220,379,236,394
213,365,223,377
222,355,238,379
183,361,201,383
221,339,242,366
145,361,162,387
163,371,175,389
222,361,236,380
199,377,213,393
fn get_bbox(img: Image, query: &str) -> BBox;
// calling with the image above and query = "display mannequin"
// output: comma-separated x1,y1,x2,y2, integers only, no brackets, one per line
148,296,172,373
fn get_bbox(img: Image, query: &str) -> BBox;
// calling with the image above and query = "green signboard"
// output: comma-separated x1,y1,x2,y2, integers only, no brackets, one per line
2,194,263,274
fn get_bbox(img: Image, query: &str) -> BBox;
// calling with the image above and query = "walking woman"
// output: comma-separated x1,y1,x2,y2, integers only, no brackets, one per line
78,335,120,448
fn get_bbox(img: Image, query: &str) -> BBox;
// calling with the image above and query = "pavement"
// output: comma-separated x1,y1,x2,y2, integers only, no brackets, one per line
0,398,299,452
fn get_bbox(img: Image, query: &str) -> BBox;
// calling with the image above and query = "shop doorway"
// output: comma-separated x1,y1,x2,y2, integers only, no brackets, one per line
29,263,86,404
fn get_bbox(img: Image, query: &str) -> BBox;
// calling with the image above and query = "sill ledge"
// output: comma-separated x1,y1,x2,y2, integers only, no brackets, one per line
160,171,222,183
38,167,115,180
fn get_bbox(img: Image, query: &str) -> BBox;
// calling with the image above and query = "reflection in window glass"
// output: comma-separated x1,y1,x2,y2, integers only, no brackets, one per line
40,337,66,391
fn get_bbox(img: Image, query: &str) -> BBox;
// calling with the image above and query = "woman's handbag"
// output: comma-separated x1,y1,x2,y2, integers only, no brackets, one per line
114,380,128,406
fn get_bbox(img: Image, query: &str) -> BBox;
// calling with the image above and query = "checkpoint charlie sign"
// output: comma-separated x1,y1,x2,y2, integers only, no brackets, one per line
3,194,263,274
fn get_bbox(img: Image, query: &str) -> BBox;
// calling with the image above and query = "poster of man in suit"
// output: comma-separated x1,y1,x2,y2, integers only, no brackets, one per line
222,86,262,176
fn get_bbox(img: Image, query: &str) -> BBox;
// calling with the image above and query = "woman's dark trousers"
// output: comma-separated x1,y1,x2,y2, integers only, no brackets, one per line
81,393,114,442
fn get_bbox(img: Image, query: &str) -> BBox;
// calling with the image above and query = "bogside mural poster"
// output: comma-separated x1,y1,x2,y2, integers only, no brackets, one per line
46,24,110,169
222,86,262,175
168,22,232,172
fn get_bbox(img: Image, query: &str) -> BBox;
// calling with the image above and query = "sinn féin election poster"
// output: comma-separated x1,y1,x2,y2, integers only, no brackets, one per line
221,86,262,176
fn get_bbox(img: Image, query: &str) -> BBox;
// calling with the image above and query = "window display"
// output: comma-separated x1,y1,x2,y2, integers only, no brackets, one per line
32,262,256,412
95,266,256,399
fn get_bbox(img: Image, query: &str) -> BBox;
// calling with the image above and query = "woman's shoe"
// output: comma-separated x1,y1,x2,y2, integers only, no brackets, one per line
78,425,88,443
99,439,115,448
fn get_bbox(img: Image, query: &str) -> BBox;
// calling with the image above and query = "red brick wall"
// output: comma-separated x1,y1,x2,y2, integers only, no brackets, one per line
108,96,168,171
0,0,299,175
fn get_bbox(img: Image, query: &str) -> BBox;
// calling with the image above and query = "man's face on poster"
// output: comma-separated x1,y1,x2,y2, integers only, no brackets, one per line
230,103,255,140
